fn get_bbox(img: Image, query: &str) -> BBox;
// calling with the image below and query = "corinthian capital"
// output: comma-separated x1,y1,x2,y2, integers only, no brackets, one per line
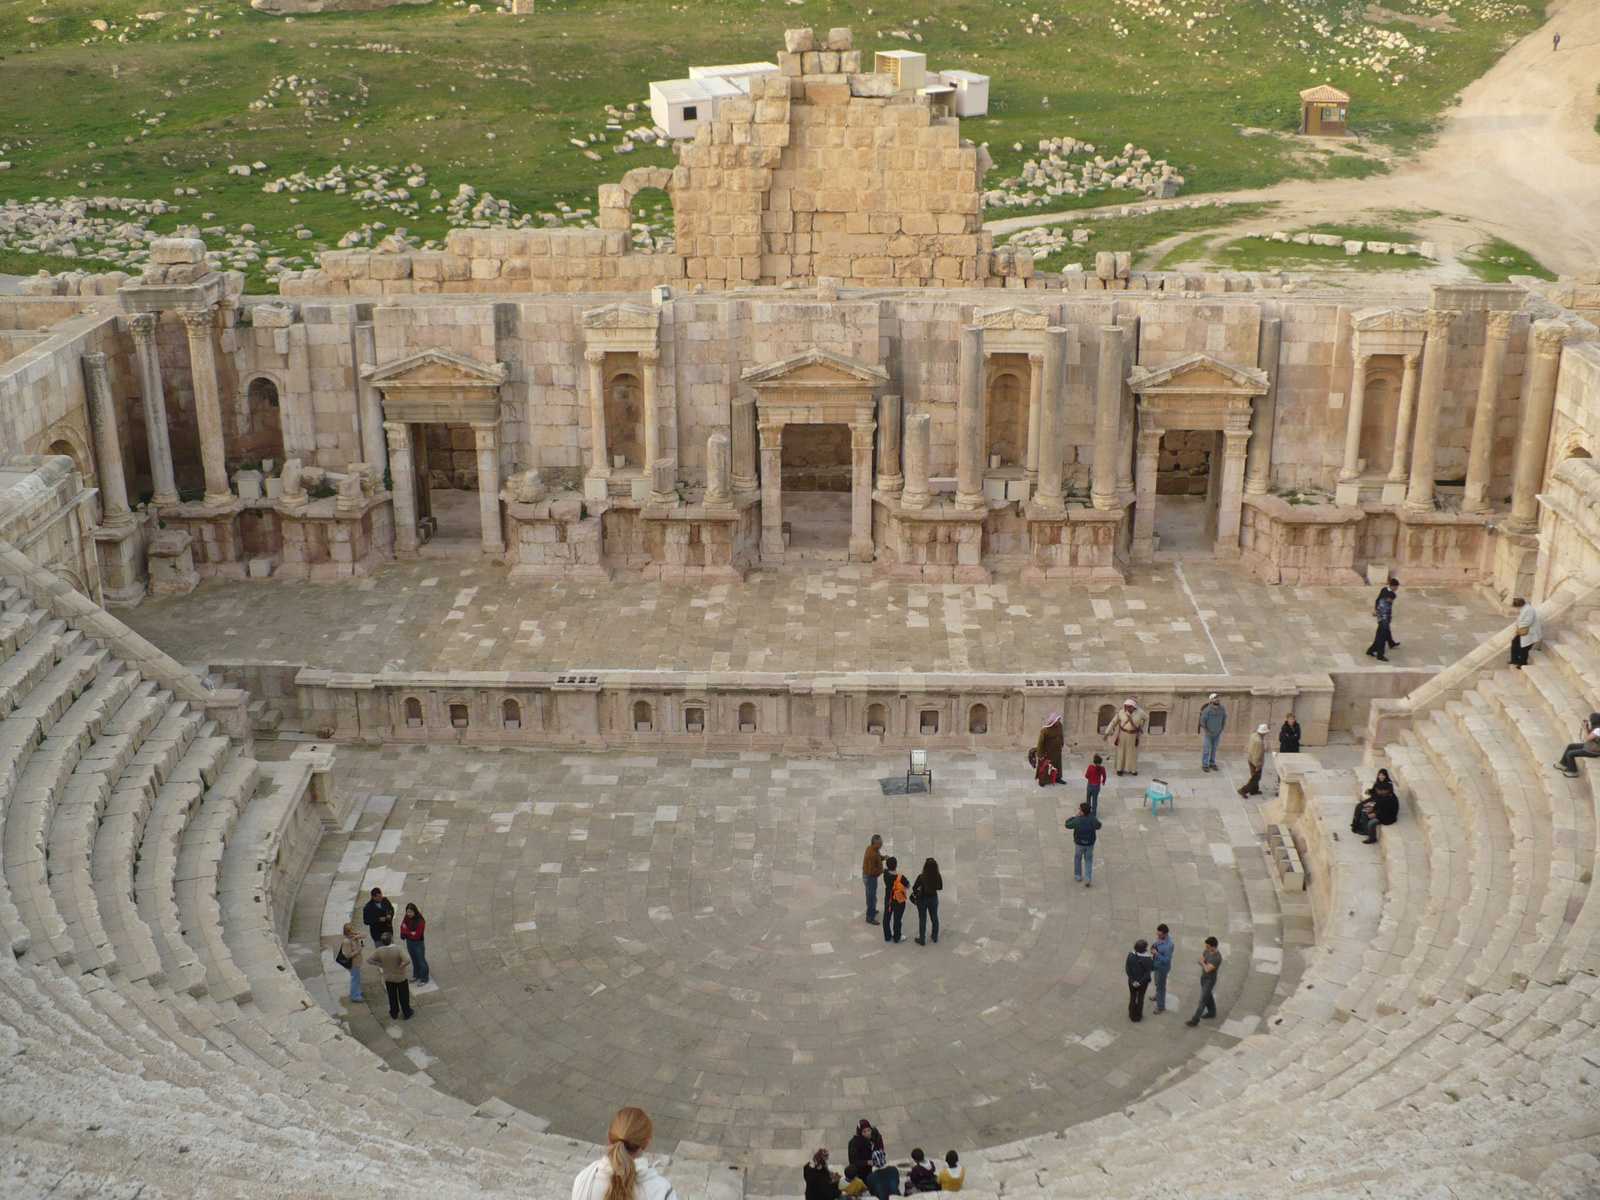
383,420,411,453
127,311,159,344
584,348,607,365
1424,308,1459,336
1484,310,1516,340
178,306,216,337
1530,319,1570,356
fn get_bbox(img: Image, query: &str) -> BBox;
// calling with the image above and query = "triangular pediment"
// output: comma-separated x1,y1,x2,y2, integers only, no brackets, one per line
740,348,889,387
976,306,1048,332
361,348,507,387
1129,353,1268,395
582,302,658,331
1351,307,1426,334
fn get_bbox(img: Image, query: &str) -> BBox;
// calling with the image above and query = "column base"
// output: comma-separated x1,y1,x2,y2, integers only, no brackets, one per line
1334,481,1362,506
1380,480,1408,505
1404,497,1434,516
151,491,181,508
955,491,985,512
848,534,875,563
760,530,785,559
94,517,148,607
203,490,235,509
875,474,904,494
584,473,611,503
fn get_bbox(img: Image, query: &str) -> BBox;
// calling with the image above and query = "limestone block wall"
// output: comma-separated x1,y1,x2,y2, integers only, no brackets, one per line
287,228,684,298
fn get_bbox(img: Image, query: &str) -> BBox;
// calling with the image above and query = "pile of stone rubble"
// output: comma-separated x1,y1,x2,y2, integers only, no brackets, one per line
984,136,1183,209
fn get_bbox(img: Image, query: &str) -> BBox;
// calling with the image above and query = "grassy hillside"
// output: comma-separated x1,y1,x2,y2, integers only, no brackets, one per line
0,0,1541,289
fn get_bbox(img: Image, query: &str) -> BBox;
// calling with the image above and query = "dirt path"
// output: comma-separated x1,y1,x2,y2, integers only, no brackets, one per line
988,0,1600,276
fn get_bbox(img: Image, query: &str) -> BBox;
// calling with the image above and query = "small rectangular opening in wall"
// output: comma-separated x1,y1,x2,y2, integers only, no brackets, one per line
920,710,939,735
449,703,469,729
635,721,653,732
685,706,705,733
1148,709,1168,734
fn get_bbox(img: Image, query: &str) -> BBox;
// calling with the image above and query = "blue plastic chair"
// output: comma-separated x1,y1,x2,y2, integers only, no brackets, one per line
1145,778,1174,814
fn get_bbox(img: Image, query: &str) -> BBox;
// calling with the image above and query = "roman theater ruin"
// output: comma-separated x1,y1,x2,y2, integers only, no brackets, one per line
0,26,1598,1200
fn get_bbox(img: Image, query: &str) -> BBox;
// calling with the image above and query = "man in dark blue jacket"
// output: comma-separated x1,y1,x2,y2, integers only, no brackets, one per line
1125,939,1155,1022
1065,802,1102,888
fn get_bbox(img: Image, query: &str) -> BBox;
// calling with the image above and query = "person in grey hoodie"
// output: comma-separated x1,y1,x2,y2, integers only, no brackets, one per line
1198,694,1227,772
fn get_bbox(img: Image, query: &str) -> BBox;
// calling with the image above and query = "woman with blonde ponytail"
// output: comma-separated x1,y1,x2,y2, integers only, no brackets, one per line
572,1107,675,1200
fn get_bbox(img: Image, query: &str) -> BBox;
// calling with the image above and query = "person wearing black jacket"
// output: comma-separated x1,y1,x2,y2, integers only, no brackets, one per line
1125,939,1155,1022
1351,769,1400,842
846,1119,883,1176
803,1149,842,1200
362,887,395,945
1278,713,1302,755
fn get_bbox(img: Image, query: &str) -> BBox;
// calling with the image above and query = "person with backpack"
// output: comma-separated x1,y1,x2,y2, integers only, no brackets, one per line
906,1150,940,1193
881,857,909,943
1084,753,1106,817
912,857,942,946
1032,713,1064,785
337,922,365,1003
1064,801,1102,888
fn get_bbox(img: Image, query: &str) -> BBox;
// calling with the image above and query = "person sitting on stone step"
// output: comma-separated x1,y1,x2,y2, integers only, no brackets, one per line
1556,713,1600,777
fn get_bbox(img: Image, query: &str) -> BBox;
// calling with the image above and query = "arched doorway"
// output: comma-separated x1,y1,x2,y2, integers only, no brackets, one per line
48,438,85,473
985,356,1030,469
605,368,644,470
237,376,287,469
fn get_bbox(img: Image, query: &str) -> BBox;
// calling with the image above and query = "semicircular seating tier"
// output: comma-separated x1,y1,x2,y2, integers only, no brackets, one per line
0,543,1596,1199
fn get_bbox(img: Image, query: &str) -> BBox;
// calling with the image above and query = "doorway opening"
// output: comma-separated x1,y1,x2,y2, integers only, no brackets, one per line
236,377,286,471
1153,430,1219,556
604,361,644,471
780,423,851,556
985,355,1030,469
421,422,479,543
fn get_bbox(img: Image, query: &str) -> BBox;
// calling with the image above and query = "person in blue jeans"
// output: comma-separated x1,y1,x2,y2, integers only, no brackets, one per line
1151,923,1174,1013
881,856,908,943
1198,694,1226,772
1064,801,1102,888
912,858,942,946
400,902,429,986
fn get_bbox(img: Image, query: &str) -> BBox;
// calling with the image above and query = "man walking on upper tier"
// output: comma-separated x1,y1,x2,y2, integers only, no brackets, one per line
1198,694,1226,772
1366,578,1400,662
1239,724,1268,797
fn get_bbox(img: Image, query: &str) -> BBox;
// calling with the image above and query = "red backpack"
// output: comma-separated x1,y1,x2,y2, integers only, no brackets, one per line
1036,757,1059,786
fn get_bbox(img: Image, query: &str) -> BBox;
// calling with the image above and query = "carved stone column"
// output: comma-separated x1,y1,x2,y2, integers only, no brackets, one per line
875,394,903,494
1405,309,1458,515
1506,320,1570,533
1034,327,1067,512
128,312,179,506
849,421,876,562
901,413,931,511
354,322,388,475
641,348,661,474
1337,351,1372,505
385,420,419,557
1215,427,1253,553
1091,325,1123,510
1463,310,1515,514
471,421,504,555
1131,422,1161,561
705,431,732,509
956,324,985,511
584,349,609,498
1243,316,1281,496
731,396,758,494
82,352,133,527
179,306,232,508
758,419,785,558
1382,350,1421,504
1024,350,1044,482
1116,316,1138,497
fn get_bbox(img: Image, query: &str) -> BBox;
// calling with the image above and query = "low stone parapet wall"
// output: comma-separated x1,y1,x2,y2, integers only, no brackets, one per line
283,666,1335,754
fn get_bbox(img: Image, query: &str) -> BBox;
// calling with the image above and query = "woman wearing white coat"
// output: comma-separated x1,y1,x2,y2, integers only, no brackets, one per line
572,1107,676,1200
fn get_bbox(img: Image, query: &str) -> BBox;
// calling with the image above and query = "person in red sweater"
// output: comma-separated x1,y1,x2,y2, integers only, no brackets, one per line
1085,753,1107,817
399,902,430,985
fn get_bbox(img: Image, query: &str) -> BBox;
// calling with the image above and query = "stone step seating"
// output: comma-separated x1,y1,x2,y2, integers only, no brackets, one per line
957,607,1600,1197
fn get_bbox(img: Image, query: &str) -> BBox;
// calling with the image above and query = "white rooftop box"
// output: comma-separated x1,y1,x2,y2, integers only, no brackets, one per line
688,62,780,85
647,76,743,140
938,69,990,117
874,49,926,92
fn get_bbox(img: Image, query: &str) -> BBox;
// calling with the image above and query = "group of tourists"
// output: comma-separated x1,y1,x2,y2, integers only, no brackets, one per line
862,836,944,945
804,1120,965,1200
337,886,430,1019
1122,926,1223,1026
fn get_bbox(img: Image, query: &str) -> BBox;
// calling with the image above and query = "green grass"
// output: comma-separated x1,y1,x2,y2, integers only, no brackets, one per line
1015,201,1277,274
1465,236,1555,283
1164,220,1430,272
0,0,1544,291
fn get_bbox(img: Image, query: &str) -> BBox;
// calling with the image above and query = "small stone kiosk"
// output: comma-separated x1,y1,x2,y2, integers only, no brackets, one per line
1299,85,1351,137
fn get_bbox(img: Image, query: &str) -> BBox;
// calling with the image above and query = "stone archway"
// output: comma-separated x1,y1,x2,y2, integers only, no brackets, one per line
740,349,888,562
1128,353,1269,562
